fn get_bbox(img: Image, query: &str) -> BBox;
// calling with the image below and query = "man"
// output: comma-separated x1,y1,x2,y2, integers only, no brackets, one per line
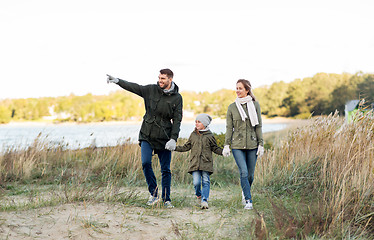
107,69,183,208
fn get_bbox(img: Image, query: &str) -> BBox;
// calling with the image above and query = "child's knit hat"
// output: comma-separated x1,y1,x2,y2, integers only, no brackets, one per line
196,113,212,127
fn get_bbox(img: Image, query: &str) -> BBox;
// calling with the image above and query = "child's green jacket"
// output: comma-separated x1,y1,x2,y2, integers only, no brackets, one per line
175,130,223,174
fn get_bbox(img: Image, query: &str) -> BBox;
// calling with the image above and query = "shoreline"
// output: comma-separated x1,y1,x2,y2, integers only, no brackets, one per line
2,117,301,126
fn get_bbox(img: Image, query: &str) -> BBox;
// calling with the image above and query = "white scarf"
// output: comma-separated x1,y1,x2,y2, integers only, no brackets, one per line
163,82,175,94
235,96,259,126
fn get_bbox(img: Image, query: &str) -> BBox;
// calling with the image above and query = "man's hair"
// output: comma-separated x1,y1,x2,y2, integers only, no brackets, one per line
160,69,174,79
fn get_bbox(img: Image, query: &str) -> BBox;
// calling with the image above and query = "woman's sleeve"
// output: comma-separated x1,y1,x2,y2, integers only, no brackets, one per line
224,105,234,146
255,102,264,146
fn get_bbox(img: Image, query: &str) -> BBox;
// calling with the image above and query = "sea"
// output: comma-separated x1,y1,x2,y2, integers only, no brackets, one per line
0,122,288,152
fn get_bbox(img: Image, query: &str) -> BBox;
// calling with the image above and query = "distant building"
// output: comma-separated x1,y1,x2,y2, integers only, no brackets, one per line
345,99,373,122
42,105,71,121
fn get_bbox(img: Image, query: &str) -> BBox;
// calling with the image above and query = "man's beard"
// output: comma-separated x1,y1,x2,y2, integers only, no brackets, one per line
158,82,170,89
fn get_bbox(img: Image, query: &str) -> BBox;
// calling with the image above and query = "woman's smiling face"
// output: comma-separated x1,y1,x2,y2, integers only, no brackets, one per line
236,82,249,98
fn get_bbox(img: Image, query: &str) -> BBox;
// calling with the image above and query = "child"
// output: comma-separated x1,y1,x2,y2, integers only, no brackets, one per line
174,113,223,209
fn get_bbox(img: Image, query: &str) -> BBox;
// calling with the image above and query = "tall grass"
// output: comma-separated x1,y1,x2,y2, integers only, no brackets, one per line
0,136,231,187
1,112,373,238
257,111,374,237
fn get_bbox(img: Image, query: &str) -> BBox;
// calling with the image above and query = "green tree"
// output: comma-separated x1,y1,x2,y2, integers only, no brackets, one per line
94,100,114,121
256,81,288,117
0,105,11,123
282,79,309,117
209,89,235,117
1,71,371,122
329,73,363,114
357,74,374,107
304,73,349,115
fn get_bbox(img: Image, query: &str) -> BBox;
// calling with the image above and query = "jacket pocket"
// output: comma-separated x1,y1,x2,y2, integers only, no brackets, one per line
149,95,160,111
201,155,211,163
140,117,153,136
232,131,243,142
251,132,257,141
146,119,170,140
160,120,172,139
151,120,171,140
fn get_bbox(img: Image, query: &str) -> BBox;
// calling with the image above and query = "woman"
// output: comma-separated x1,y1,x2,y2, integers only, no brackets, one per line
223,79,264,210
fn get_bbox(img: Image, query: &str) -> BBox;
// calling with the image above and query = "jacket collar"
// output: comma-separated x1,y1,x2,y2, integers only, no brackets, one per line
157,82,179,95
195,129,212,135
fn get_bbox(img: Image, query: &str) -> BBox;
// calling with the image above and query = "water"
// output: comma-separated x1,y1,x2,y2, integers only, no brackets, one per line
0,122,288,151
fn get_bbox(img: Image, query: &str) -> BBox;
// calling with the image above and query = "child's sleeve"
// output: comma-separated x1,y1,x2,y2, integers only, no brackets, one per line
210,136,223,155
175,137,192,152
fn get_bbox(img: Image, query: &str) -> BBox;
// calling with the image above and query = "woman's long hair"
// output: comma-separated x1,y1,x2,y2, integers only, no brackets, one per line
237,79,256,101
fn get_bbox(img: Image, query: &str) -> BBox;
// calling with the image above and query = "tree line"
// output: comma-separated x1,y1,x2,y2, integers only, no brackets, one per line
0,72,373,124
255,72,373,118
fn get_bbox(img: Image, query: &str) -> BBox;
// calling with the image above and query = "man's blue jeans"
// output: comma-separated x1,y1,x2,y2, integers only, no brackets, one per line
141,141,171,202
192,170,210,202
232,148,258,203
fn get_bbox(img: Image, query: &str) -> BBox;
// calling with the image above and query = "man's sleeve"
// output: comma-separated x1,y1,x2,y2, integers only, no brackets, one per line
117,79,146,97
170,95,183,141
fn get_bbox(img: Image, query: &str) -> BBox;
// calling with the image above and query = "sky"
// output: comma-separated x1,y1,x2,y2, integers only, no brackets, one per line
1,0,373,99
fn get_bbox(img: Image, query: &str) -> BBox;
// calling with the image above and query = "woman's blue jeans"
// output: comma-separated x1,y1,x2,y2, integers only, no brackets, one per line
141,141,171,202
192,170,210,202
232,148,258,203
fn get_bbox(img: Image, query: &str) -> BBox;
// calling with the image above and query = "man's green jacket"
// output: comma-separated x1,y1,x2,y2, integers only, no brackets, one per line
117,79,183,150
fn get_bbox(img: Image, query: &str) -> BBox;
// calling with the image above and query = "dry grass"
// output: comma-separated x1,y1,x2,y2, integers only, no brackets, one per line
1,112,373,238
257,111,374,237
